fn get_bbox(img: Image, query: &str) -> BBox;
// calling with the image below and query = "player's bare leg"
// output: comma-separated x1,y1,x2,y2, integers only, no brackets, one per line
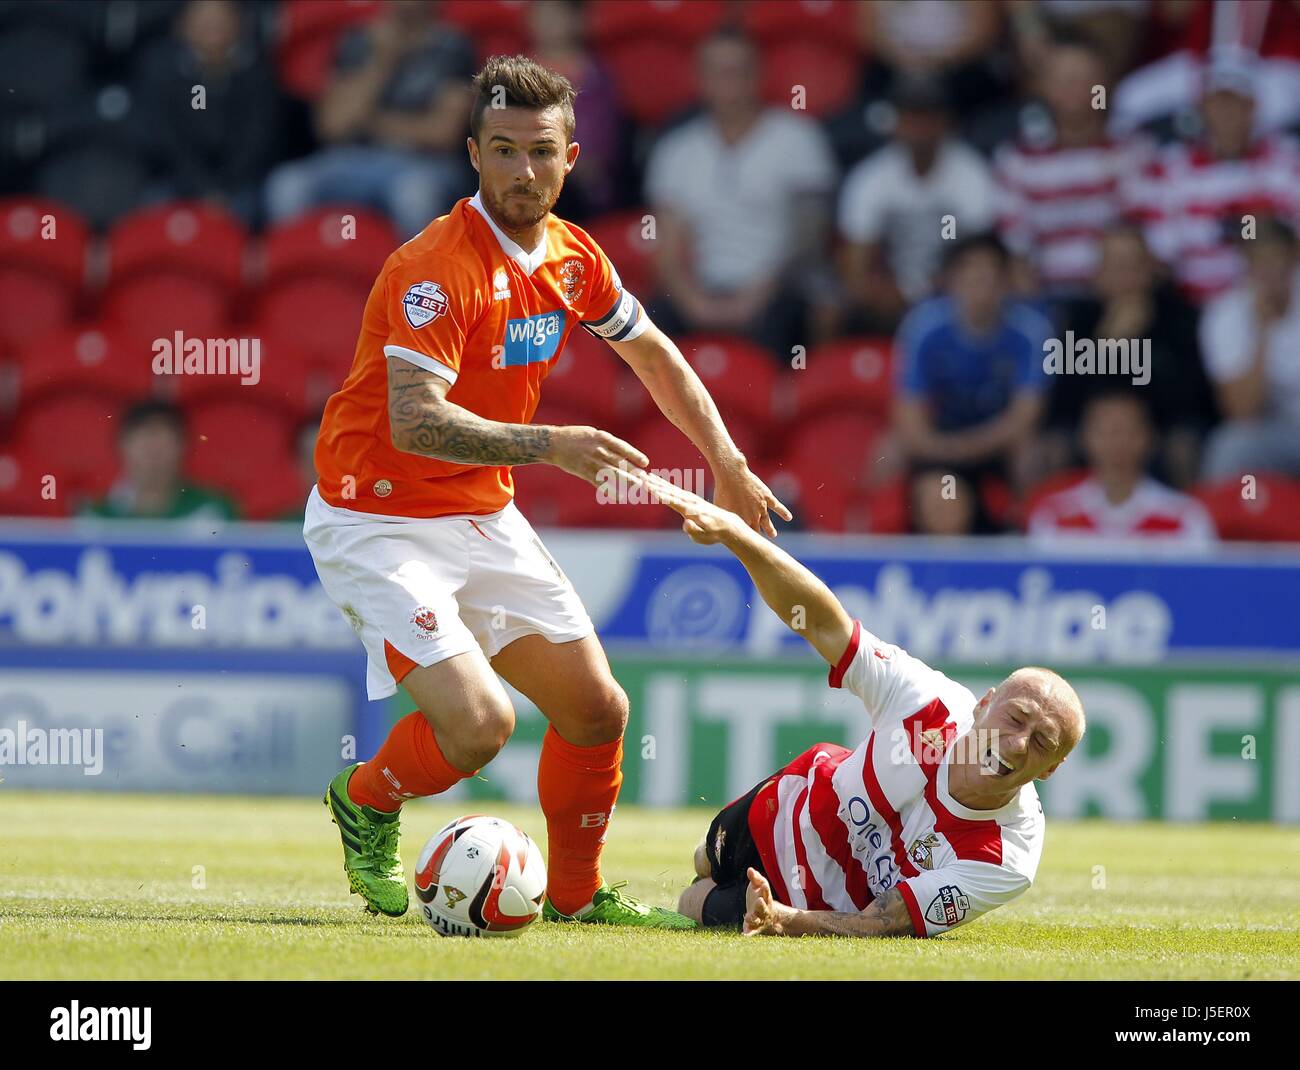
325,648,515,916
490,633,695,928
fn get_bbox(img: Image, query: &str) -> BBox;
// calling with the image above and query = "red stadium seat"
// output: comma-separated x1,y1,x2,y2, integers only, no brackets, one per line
743,0,860,48
587,0,727,47
760,38,860,117
277,0,382,99
677,335,780,429
106,201,247,292
788,338,893,423
101,275,232,349
604,39,699,126
853,477,909,534
0,268,73,352
584,209,658,303
632,413,764,494
11,393,122,504
542,328,621,419
442,0,529,38
511,461,608,529
15,324,156,406
0,196,89,289
260,206,398,289
1192,475,1300,542
185,398,302,517
172,328,315,419
0,441,76,517
252,276,366,376
788,410,887,498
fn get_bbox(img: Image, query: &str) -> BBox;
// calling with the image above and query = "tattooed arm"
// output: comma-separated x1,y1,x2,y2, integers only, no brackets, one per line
386,357,648,484
741,868,916,938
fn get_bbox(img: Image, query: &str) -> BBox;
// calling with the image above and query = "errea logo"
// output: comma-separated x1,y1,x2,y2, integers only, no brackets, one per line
492,267,511,302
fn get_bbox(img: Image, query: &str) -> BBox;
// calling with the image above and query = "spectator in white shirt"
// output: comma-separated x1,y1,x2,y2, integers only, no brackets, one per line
835,75,996,334
1200,217,1300,480
1029,388,1217,545
644,29,837,358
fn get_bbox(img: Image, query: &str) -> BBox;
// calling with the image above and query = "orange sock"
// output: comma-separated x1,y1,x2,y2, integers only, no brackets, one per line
348,711,475,812
537,725,623,915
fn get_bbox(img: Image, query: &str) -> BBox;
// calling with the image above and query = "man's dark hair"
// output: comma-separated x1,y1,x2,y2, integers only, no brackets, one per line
1081,384,1153,425
943,231,1010,273
120,399,186,439
470,54,577,143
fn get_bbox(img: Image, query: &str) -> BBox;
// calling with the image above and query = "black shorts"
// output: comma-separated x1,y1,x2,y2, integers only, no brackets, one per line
700,776,772,930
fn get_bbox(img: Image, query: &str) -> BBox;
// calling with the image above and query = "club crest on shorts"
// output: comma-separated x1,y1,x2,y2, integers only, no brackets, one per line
403,281,449,329
411,607,439,636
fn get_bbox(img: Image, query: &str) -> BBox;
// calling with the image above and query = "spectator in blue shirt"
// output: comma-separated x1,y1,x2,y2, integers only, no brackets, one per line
893,233,1050,511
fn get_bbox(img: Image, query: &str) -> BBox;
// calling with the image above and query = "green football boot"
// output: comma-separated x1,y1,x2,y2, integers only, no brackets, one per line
323,763,408,917
543,881,697,930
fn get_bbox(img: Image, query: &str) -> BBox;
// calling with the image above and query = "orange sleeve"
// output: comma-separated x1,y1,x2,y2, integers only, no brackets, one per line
382,257,482,384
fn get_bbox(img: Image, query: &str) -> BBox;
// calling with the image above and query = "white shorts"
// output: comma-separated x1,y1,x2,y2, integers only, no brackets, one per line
303,487,594,700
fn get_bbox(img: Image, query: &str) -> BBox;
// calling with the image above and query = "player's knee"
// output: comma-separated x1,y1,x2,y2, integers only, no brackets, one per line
693,841,711,879
430,700,514,771
589,681,630,740
677,878,710,924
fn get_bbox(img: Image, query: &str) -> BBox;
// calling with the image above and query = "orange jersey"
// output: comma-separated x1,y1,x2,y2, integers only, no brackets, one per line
314,194,645,518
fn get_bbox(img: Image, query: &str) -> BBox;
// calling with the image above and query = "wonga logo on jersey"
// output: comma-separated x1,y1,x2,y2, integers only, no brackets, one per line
403,281,450,329
502,310,566,366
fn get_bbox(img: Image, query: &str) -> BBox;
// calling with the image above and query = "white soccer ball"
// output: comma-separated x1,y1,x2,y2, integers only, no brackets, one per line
413,815,547,938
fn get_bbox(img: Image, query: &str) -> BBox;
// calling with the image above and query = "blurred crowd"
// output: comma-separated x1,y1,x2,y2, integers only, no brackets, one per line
2,0,1300,542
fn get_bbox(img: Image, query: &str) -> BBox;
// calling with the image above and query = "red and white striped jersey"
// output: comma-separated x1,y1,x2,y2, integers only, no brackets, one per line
1027,476,1217,545
747,622,1044,938
1126,136,1300,304
994,134,1153,291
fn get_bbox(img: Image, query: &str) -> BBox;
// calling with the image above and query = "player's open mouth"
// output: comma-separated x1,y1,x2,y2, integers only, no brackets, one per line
985,748,1015,777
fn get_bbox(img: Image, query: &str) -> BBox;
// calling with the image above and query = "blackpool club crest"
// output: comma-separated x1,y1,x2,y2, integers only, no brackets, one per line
403,281,449,328
559,258,586,306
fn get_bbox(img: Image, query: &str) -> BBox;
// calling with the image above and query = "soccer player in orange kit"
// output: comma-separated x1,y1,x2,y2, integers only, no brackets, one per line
307,55,789,926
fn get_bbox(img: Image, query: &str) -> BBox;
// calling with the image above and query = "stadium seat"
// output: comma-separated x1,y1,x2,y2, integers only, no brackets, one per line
14,324,156,407
1192,475,1300,542
543,328,621,419
185,398,302,518
604,39,699,127
101,275,233,350
172,328,315,419
584,209,657,303
10,392,123,504
277,0,383,99
633,412,764,492
442,1,529,40
0,197,89,290
106,202,247,293
677,335,780,429
252,276,366,376
760,38,861,118
786,338,893,423
0,441,75,518
788,410,887,498
260,206,398,289
587,0,727,47
511,461,609,529
0,268,73,353
743,0,860,48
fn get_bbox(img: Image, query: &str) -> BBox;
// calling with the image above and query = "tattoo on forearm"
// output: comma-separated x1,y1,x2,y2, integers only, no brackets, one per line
388,366,552,465
807,886,913,938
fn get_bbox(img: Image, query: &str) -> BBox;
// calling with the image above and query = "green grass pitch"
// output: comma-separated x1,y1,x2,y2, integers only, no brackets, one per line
2,790,1296,980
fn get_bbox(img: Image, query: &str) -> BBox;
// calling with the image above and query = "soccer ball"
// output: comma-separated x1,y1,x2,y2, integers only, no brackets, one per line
413,815,547,938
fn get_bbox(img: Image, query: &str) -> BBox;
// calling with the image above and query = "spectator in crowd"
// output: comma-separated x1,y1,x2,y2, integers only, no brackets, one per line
908,467,981,536
526,0,621,221
133,0,281,225
1028,388,1217,545
894,233,1051,504
1125,57,1300,306
1200,217,1300,480
994,31,1152,297
644,29,837,359
82,401,238,522
265,0,475,238
857,0,1007,123
833,74,995,335
1043,224,1217,488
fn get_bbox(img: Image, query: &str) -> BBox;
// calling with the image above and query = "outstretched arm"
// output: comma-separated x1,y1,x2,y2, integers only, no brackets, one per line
633,472,852,665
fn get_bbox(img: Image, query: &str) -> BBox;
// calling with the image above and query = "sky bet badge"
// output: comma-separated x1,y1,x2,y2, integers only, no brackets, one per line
403,281,449,329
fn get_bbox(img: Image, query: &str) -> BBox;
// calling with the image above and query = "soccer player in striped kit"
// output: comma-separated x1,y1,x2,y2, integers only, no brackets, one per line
640,474,1085,938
